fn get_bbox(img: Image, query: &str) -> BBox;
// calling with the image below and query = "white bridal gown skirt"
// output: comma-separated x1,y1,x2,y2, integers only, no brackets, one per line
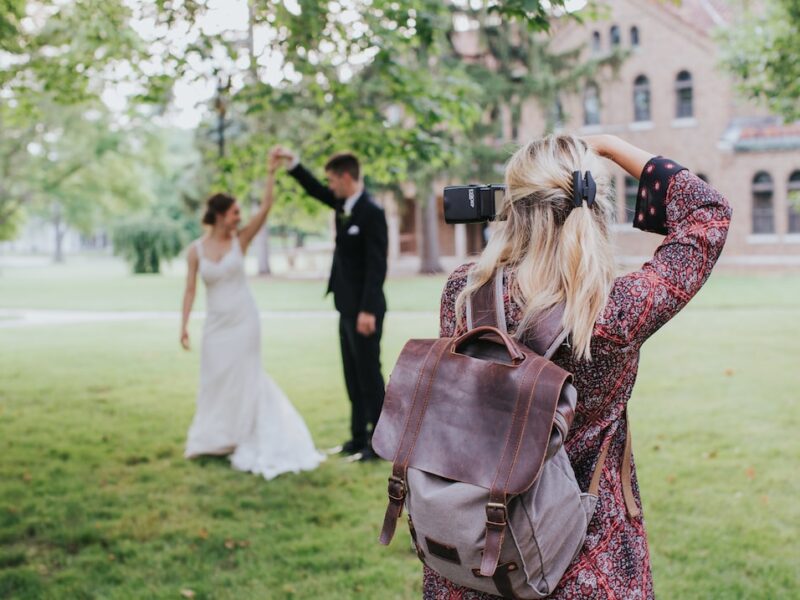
184,280,324,480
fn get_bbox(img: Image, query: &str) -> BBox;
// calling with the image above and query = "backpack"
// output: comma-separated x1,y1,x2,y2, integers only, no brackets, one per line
373,270,638,599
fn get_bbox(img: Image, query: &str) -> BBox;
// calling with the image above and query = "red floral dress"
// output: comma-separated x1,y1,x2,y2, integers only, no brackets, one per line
424,158,732,599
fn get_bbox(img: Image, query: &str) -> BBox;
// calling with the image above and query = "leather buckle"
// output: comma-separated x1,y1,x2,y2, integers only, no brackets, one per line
388,476,406,502
485,502,507,528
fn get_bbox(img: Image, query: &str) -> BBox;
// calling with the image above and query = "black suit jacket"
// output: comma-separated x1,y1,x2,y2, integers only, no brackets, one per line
288,163,388,317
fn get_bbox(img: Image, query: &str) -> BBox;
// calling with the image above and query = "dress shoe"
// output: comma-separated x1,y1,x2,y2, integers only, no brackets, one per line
357,445,380,462
340,439,366,455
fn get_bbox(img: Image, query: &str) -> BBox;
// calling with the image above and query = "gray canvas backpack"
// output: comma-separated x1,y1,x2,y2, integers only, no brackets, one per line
373,270,638,599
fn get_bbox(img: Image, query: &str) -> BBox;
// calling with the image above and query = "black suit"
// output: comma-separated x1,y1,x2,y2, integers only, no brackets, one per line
288,163,387,447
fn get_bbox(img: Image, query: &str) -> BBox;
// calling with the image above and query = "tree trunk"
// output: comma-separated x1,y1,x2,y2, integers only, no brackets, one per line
255,222,272,275
248,3,272,276
52,203,65,263
419,187,443,274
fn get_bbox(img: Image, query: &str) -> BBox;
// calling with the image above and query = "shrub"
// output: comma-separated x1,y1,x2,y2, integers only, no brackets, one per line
112,217,185,274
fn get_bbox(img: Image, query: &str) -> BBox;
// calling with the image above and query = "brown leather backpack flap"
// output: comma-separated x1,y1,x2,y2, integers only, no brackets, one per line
373,333,572,495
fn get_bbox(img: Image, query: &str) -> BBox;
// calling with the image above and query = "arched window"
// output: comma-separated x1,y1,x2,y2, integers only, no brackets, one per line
788,170,800,233
583,82,600,126
610,25,620,47
630,26,640,47
591,31,601,54
633,75,651,122
624,176,638,223
676,70,693,118
752,171,775,234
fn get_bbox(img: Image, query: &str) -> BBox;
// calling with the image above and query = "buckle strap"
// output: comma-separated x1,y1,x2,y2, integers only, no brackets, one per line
485,502,507,529
379,474,406,545
479,498,507,576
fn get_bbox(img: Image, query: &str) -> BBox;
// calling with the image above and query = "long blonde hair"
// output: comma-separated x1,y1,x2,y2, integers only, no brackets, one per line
455,135,616,361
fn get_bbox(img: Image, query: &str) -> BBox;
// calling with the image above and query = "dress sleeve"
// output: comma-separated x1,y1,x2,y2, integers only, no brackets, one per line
439,263,473,338
595,157,732,348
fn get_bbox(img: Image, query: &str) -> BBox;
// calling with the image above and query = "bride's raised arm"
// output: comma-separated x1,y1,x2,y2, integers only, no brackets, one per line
239,154,278,253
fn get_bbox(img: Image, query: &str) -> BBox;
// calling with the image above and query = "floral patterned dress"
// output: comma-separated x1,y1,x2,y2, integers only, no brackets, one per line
424,158,732,600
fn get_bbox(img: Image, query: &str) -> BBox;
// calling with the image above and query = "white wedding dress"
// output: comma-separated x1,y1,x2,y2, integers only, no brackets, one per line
184,236,325,479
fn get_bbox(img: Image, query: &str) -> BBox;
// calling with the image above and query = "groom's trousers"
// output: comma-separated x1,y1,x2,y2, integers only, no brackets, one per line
338,313,386,446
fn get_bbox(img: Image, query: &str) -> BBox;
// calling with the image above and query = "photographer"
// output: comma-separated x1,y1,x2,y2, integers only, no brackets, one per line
427,134,731,599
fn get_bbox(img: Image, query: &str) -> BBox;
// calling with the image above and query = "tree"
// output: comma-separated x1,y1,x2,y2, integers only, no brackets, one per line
0,0,156,243
11,102,154,261
0,0,24,51
719,0,800,122
145,0,591,274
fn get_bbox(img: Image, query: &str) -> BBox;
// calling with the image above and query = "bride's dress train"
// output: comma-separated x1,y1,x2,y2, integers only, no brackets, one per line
185,237,324,479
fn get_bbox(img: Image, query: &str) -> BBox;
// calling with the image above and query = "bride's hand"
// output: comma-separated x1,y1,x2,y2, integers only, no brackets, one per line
180,329,191,351
268,150,281,174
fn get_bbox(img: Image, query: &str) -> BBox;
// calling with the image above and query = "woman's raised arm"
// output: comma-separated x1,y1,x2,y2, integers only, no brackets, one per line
239,156,278,253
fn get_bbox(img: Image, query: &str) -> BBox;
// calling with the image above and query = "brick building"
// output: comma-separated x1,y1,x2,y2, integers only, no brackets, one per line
385,0,800,268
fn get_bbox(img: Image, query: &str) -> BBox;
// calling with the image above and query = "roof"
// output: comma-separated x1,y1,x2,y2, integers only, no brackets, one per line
724,120,800,152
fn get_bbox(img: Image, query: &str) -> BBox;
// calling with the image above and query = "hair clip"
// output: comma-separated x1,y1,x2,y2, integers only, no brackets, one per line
572,171,597,208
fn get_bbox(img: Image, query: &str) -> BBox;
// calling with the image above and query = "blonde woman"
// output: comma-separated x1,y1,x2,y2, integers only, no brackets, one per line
427,134,731,599
180,154,324,480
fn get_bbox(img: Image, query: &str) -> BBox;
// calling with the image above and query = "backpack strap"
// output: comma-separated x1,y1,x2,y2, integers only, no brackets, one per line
466,269,506,331
467,268,566,359
587,412,640,518
621,416,640,518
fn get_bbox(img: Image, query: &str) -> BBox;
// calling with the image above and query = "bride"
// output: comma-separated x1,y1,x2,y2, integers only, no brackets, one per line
179,154,324,479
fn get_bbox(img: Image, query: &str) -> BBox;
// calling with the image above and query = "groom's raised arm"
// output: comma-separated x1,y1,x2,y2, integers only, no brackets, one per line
288,163,337,209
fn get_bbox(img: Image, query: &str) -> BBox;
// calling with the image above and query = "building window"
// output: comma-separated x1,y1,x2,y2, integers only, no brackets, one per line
633,75,651,122
610,25,620,47
591,31,601,54
675,70,693,118
789,170,800,233
752,171,775,234
630,26,640,47
583,82,600,126
624,176,638,223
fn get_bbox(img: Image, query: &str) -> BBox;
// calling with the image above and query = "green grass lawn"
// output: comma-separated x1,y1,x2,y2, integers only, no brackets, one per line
1,263,799,598
0,257,448,313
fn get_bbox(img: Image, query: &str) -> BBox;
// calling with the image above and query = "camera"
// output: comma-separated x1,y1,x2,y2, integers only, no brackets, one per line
443,184,505,224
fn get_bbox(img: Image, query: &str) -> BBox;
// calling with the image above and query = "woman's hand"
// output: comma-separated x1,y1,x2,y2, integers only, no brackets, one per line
582,134,616,160
180,329,190,351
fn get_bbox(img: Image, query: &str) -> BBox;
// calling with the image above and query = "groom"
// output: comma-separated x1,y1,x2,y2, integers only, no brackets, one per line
272,147,387,462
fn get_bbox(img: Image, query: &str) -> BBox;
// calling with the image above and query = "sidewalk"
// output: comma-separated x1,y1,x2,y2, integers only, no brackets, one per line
0,308,436,328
